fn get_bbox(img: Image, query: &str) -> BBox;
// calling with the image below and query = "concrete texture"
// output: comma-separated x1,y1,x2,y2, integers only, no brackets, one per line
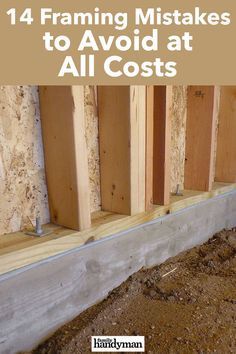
0,86,49,235
0,191,235,354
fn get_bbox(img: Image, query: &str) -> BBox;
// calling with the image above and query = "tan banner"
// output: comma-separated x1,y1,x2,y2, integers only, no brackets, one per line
0,0,235,84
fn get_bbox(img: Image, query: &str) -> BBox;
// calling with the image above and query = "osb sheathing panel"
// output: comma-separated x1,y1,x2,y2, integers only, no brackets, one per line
170,86,188,193
0,86,50,235
84,86,101,212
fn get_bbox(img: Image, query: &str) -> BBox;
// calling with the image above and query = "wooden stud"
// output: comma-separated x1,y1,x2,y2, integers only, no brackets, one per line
39,86,91,231
184,86,217,191
145,86,154,210
130,86,146,214
152,86,171,205
98,86,146,215
215,87,236,182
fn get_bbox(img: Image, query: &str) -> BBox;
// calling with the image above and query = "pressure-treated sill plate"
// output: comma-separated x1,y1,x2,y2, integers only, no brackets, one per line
25,230,52,237
0,182,235,277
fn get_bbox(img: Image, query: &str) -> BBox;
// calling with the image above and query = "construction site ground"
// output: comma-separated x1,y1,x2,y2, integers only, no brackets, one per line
30,228,236,354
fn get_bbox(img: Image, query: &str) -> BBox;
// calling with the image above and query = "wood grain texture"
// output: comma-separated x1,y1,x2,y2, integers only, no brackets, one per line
39,86,91,230
215,86,236,182
153,86,171,205
98,86,146,215
185,86,217,191
146,86,154,210
0,182,234,277
84,86,101,212
130,86,146,214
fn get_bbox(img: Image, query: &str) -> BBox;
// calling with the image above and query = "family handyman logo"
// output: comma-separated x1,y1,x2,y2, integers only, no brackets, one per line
91,336,145,352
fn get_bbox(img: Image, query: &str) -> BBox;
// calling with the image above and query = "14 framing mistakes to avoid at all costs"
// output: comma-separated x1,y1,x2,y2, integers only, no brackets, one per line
8,7,230,78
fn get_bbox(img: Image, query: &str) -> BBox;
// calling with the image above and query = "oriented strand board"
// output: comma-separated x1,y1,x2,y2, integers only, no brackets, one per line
170,86,188,193
84,86,101,212
0,86,49,235
215,86,236,182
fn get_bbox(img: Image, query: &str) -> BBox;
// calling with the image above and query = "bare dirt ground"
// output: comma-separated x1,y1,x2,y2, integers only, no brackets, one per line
31,229,236,354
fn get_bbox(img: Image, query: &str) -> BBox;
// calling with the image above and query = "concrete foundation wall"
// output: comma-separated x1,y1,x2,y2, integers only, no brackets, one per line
0,191,235,354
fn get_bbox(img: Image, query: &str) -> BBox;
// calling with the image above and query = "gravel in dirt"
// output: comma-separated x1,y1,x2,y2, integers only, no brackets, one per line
29,228,236,354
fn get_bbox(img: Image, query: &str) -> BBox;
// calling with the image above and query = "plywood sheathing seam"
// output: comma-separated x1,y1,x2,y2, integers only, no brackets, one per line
0,86,49,235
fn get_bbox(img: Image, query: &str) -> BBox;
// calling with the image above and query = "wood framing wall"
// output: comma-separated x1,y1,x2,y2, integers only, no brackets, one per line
1,85,236,354
1,85,236,235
